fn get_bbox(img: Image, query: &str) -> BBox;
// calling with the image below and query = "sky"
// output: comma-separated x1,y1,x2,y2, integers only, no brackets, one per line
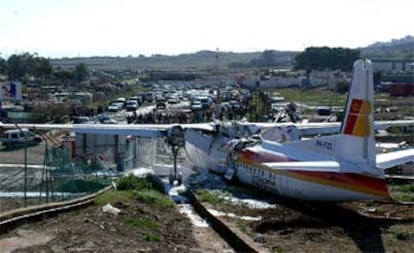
0,0,413,58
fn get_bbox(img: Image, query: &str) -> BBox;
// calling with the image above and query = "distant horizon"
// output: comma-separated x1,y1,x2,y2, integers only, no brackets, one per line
4,34,412,60
1,0,413,59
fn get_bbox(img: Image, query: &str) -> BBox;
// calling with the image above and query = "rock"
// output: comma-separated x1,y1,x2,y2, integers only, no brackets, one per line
84,240,95,248
254,233,266,243
102,203,121,216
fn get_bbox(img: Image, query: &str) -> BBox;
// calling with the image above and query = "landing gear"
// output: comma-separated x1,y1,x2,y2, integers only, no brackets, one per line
169,145,182,185
165,125,185,186
169,171,183,186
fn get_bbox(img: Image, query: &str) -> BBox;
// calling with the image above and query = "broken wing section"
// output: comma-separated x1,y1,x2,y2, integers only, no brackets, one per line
376,149,414,170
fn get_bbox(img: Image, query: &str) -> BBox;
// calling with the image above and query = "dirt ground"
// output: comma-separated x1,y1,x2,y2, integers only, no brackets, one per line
1,191,413,253
0,196,234,253
200,193,414,253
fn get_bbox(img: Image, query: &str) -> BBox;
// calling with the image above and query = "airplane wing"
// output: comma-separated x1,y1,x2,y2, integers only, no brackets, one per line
0,122,215,138
0,123,74,131
73,123,215,137
376,149,414,170
1,120,412,138
246,119,414,136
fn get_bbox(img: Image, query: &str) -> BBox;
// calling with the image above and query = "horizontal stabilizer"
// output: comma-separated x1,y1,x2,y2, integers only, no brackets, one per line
376,149,414,170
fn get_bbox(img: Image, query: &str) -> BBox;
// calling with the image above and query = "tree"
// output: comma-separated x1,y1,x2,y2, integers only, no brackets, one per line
7,53,29,80
250,50,277,67
54,67,74,85
34,57,52,83
74,63,88,82
5,52,52,81
0,57,6,75
260,50,276,66
294,47,361,71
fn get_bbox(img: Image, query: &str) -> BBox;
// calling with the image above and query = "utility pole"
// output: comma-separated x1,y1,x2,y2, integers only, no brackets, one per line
215,48,221,104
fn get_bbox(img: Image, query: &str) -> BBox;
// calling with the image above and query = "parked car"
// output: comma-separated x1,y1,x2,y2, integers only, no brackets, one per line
126,101,139,111
1,129,42,149
96,114,118,124
73,116,93,124
191,100,203,111
107,102,123,112
156,102,167,110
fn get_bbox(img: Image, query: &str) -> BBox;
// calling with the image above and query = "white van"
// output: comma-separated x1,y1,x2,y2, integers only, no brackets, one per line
1,129,42,148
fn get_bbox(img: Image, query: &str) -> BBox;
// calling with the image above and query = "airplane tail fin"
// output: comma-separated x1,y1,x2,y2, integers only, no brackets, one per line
287,60,378,174
336,59,377,169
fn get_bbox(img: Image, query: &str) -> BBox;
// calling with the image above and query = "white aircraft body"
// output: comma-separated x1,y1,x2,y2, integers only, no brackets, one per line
1,59,414,202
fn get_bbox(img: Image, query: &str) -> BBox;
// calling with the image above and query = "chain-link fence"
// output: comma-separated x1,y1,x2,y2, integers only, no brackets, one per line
0,135,183,212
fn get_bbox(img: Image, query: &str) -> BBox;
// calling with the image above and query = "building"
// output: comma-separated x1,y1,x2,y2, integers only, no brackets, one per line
388,83,414,96
372,59,414,72
382,73,414,96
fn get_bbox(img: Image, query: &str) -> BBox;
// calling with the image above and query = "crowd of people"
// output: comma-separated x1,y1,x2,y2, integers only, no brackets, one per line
127,102,249,124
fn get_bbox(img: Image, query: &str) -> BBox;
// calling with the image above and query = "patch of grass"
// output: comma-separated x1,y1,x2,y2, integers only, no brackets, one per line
236,220,248,233
226,185,265,197
393,184,414,193
133,189,174,209
395,231,411,240
122,217,160,230
95,190,134,206
271,246,285,253
389,183,414,202
143,233,161,242
394,194,414,202
115,174,152,191
194,189,222,204
276,88,346,106
115,174,166,193
390,229,413,241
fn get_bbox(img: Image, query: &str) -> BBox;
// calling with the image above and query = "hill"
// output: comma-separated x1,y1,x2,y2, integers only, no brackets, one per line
360,35,414,60
50,36,413,71
50,50,297,71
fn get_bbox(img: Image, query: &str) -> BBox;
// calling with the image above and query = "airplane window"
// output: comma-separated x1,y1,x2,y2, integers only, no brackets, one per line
11,133,18,139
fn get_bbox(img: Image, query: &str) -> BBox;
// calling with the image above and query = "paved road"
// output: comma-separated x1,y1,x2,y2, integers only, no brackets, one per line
0,141,47,165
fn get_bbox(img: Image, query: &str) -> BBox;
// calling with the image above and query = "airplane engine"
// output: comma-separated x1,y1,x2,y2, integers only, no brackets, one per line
166,125,185,147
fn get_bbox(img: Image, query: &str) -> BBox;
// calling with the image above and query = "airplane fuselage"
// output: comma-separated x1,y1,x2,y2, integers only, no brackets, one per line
184,128,390,201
